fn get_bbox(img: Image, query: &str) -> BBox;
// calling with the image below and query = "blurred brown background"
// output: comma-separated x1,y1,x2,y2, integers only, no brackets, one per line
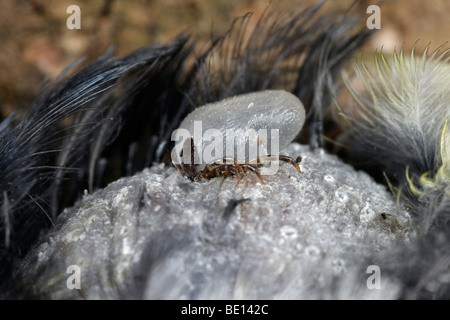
1,0,449,116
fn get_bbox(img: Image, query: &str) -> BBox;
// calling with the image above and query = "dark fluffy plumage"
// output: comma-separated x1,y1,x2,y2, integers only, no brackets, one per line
0,37,191,293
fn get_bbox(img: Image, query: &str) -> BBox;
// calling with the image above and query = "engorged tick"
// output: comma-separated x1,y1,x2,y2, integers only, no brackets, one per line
170,90,305,184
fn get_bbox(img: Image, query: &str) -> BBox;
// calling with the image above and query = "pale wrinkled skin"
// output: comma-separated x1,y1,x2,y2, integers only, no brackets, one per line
18,143,419,299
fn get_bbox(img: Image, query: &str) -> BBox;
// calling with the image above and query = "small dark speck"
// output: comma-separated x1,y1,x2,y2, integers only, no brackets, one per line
381,212,391,220
223,198,251,220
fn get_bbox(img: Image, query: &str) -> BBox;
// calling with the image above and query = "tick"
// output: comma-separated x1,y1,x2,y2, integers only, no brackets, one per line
170,90,305,183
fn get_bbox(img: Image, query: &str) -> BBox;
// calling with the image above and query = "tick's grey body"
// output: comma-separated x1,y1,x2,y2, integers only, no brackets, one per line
174,90,305,168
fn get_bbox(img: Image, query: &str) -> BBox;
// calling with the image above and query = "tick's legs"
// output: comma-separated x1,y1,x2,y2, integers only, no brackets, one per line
240,164,266,184
204,162,265,184
204,157,245,175
201,164,242,181
250,154,302,173
278,155,302,173
192,154,301,184
179,137,201,179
